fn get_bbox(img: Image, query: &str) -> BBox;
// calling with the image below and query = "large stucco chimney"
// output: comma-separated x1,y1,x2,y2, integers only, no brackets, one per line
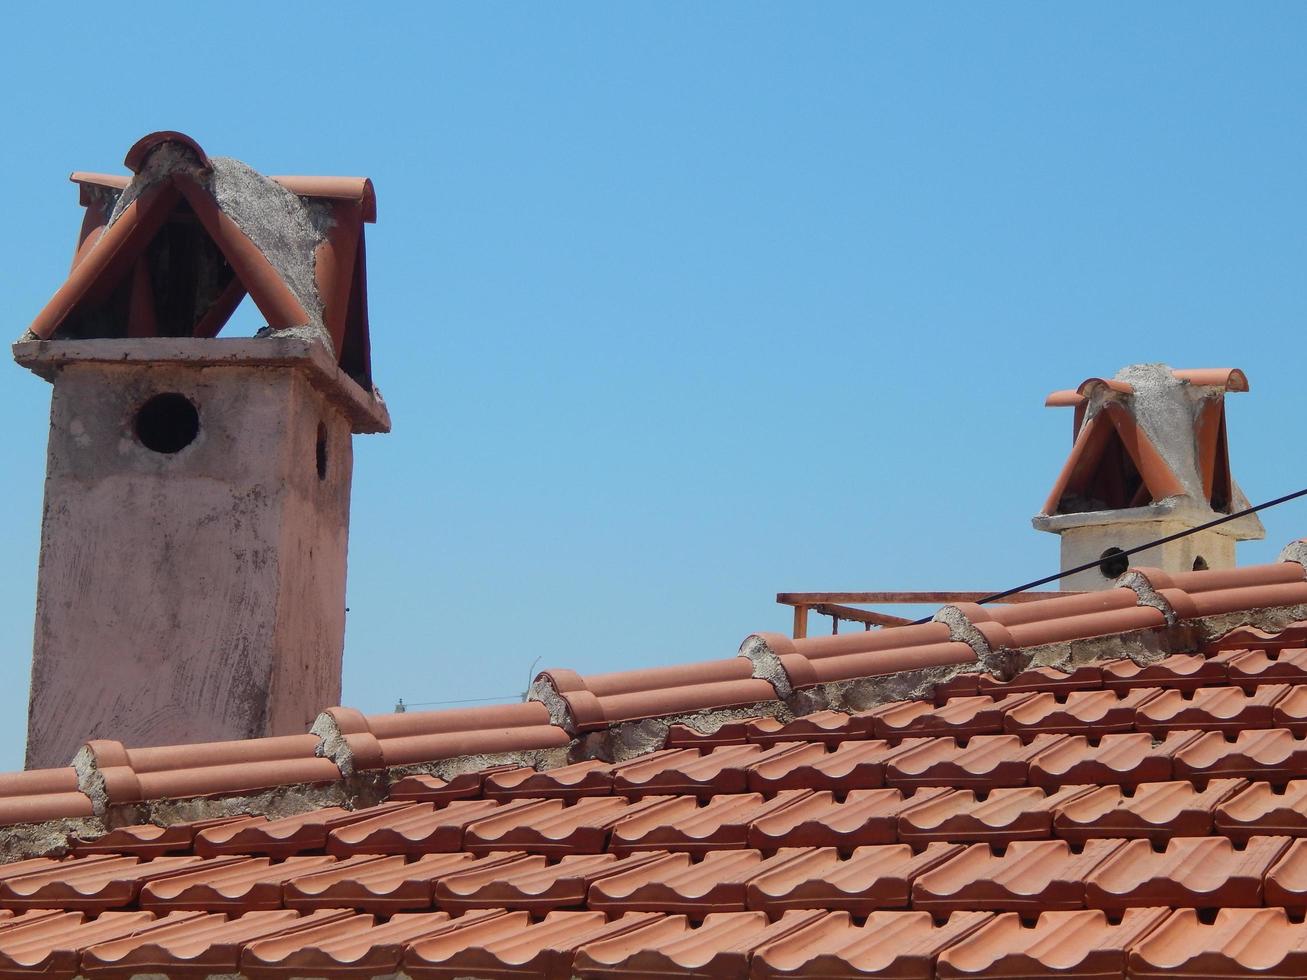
14,132,389,769
1033,364,1262,591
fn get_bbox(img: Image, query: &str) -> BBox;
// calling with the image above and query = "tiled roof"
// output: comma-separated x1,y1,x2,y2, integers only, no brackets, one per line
6,553,1307,975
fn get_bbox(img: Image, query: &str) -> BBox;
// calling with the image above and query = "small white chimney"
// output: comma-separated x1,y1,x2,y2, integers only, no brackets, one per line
1033,364,1263,590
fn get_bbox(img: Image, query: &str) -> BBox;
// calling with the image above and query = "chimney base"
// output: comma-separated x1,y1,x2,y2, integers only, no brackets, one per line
1055,519,1237,591
15,338,387,769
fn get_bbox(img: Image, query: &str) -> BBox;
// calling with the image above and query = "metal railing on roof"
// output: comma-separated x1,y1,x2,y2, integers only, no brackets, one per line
776,591,1077,639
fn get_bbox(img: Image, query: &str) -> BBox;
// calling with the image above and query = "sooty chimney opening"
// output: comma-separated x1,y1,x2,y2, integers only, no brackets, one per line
135,393,200,454
1098,547,1129,579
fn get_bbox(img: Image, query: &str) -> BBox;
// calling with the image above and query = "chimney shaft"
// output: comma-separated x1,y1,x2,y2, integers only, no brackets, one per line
15,134,387,769
1034,364,1262,591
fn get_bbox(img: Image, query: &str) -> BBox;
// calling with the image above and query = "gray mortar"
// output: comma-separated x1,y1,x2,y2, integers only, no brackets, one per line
209,156,329,344
738,635,793,699
1279,541,1307,567
0,816,104,861
1186,604,1307,647
931,605,996,665
310,712,358,776
71,743,111,816
133,778,377,827
1115,364,1199,502
526,678,577,732
384,746,576,783
1119,571,1177,625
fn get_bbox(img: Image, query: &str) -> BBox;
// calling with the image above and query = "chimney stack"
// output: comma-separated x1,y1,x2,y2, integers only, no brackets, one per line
14,132,389,769
1034,364,1262,591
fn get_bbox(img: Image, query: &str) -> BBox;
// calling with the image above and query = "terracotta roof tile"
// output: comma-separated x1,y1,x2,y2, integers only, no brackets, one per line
1099,654,1228,693
402,910,663,980
975,664,1103,696
750,910,992,980
609,791,812,856
1228,648,1307,685
746,842,962,915
935,907,1171,979
1135,684,1291,735
434,852,668,914
463,796,674,855
1216,780,1307,841
746,787,949,849
746,738,911,794
1127,907,1307,978
911,839,1123,913
138,856,337,912
886,733,1068,788
196,804,415,858
1002,688,1161,736
1053,779,1245,843
0,856,215,912
1084,835,1291,910
868,693,1035,741
898,784,1091,845
1174,728,1307,782
1028,731,1200,788
571,909,825,978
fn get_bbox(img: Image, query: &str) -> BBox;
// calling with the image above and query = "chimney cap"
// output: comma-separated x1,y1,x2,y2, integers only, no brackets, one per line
1044,367,1249,407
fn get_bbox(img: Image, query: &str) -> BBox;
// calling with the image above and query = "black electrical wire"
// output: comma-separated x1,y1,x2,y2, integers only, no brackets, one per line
911,485,1307,625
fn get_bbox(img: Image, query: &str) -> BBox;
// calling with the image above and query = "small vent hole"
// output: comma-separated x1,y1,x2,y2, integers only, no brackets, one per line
135,393,199,454
316,423,328,481
1098,547,1129,579
1192,555,1209,571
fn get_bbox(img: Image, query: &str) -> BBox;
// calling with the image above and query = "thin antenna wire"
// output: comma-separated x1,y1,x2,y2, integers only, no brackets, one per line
912,485,1307,624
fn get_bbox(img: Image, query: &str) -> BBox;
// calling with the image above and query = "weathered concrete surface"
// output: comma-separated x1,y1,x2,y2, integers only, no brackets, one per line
1057,520,1237,591
18,341,365,769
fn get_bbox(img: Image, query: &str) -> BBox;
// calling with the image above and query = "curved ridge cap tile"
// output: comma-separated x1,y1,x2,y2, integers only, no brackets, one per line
1173,367,1249,391
124,130,210,171
1076,376,1134,397
932,605,1004,661
1045,389,1086,407
0,791,95,826
531,670,602,731
1186,581,1307,619
738,632,812,698
1167,561,1307,594
270,176,378,222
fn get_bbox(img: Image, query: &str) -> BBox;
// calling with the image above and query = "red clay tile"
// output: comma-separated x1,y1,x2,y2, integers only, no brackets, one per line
325,799,542,856
747,842,962,915
0,910,213,976
435,851,669,914
239,909,507,979
1262,837,1307,908
1084,834,1290,910
572,909,825,978
747,787,949,849
1052,779,1245,843
1225,647,1307,686
935,907,1170,979
911,839,1123,913
899,785,1091,845
1099,654,1227,693
196,803,416,858
750,909,992,980
484,760,616,800
976,665,1103,697
587,849,806,916
338,702,572,769
868,693,1034,741
612,744,818,799
79,909,355,979
465,796,674,855
0,769,94,828
1002,688,1160,737
1127,906,1307,978
1273,685,1307,735
0,855,214,912
745,712,871,747
663,721,758,749
139,856,337,912
1028,730,1199,788
283,852,482,913
886,734,1066,789
609,791,811,855
746,739,915,794
1207,621,1307,652
1135,684,1291,735
930,674,981,704
1216,780,1307,841
387,770,509,804
1173,728,1307,782
403,909,663,980
70,817,262,858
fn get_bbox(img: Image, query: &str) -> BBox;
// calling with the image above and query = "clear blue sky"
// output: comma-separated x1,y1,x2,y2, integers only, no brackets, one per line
1,4,1305,771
